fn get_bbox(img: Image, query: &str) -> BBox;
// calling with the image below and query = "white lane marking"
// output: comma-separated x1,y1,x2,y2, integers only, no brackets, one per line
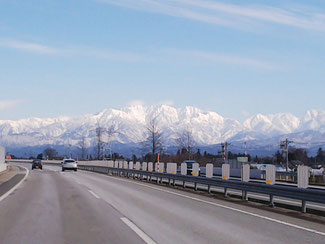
110,177,325,237
121,217,156,244
0,166,29,203
88,190,100,199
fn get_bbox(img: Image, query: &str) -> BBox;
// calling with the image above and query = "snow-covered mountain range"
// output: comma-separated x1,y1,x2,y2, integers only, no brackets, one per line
1,105,325,154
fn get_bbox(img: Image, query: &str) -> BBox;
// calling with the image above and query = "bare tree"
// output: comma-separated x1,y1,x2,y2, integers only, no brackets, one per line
95,120,118,160
43,147,58,160
176,128,196,160
146,116,163,162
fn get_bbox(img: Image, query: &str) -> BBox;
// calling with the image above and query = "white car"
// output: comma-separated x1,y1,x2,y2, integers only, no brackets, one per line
62,159,78,172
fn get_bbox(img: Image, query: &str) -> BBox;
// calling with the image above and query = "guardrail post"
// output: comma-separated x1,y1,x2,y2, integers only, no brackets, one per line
194,182,198,191
183,180,186,188
302,200,307,213
269,195,274,207
242,191,248,201
224,187,228,198
208,185,211,194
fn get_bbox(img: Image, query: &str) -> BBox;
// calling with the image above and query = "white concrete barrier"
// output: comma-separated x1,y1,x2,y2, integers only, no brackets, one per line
181,163,187,175
206,164,213,178
114,161,119,168
129,161,134,170
123,161,128,169
222,164,230,180
135,162,141,170
192,163,199,176
118,161,123,168
148,162,153,172
298,165,309,188
241,164,250,182
266,165,276,185
166,163,177,174
108,160,114,168
142,162,148,171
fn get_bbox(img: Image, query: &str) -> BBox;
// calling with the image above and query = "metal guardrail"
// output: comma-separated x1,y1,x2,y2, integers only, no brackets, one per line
77,165,325,213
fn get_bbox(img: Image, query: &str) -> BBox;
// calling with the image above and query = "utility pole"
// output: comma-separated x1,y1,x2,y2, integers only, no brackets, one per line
221,142,231,163
280,138,293,173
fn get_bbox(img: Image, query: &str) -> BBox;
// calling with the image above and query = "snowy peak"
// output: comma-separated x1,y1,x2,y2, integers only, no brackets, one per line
243,113,300,135
300,110,325,132
0,106,325,148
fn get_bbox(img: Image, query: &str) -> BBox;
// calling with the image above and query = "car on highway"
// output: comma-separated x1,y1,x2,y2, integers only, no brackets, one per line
31,159,43,170
61,159,78,172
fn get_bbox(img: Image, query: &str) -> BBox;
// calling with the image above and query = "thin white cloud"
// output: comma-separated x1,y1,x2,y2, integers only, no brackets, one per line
0,39,148,62
96,0,325,31
0,99,25,111
0,40,62,54
162,49,274,69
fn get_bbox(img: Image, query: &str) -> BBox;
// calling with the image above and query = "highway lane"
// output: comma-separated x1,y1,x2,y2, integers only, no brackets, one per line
2,163,325,244
0,165,146,244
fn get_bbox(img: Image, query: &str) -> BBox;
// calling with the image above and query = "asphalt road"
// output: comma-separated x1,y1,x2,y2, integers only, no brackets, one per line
0,163,325,244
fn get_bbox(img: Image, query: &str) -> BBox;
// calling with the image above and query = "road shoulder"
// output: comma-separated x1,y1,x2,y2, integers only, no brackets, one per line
0,165,28,200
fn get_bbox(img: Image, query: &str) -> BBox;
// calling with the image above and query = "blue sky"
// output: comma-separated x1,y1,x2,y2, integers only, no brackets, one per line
0,0,324,121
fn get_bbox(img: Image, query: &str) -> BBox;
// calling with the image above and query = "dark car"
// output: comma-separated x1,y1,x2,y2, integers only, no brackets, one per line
32,159,43,170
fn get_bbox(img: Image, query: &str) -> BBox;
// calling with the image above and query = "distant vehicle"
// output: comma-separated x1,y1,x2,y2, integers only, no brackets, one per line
183,160,200,176
61,159,78,172
32,159,43,170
